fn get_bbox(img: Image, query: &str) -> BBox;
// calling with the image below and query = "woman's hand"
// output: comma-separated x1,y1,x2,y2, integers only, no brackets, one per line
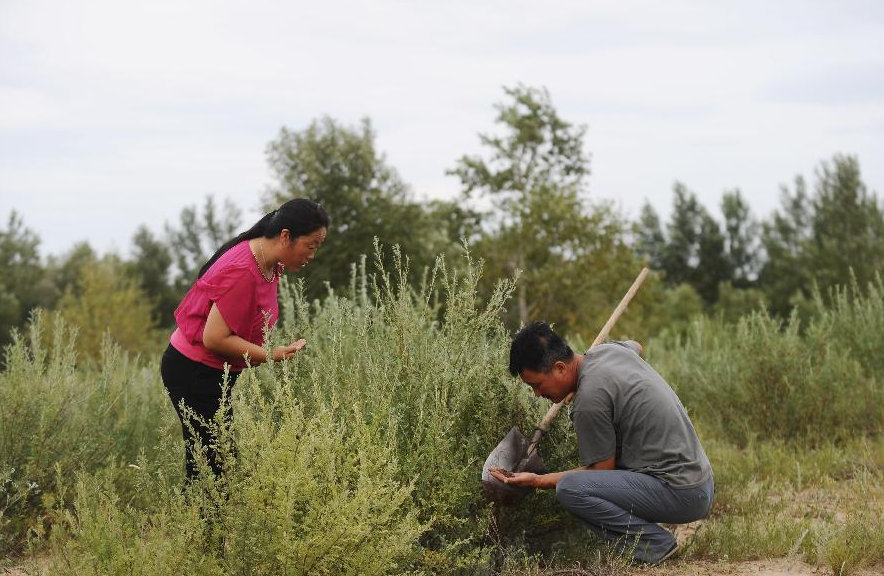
271,338,307,361
488,467,539,488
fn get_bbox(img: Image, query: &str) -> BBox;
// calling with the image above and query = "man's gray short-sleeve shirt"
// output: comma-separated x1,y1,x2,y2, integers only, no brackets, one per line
570,341,712,488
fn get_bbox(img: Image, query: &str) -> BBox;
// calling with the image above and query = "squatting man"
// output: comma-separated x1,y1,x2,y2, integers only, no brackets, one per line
490,321,714,564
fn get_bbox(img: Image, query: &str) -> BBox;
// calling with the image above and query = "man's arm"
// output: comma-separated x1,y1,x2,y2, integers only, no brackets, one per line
489,455,615,489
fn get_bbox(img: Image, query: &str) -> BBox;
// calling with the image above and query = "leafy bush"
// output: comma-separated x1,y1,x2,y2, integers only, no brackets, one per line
0,311,176,556
809,273,884,378
651,305,884,446
51,398,427,576
264,248,585,570
8,249,884,574
56,259,163,359
23,248,591,574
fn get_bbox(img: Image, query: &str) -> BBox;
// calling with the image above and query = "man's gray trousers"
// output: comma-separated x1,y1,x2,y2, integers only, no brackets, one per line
555,470,714,563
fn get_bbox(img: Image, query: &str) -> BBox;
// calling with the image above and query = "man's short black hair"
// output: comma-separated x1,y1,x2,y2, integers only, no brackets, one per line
508,321,574,377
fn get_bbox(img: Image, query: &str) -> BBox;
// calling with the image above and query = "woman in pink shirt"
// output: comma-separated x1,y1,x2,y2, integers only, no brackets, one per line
160,198,329,482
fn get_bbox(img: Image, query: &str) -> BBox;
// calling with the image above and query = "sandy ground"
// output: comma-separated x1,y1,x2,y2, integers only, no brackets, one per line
4,559,883,576
636,558,884,576
3,554,883,576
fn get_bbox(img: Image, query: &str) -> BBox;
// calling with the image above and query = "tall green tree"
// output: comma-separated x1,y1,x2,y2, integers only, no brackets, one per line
635,201,666,270
721,189,761,286
657,184,733,306
760,155,884,317
450,85,651,339
807,155,884,291
660,183,703,288
57,257,158,360
165,195,242,292
264,117,449,297
45,242,98,299
0,212,54,348
126,226,178,327
759,176,813,316
695,212,731,304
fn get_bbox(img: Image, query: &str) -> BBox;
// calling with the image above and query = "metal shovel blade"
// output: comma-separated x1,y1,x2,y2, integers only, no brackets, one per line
481,426,546,505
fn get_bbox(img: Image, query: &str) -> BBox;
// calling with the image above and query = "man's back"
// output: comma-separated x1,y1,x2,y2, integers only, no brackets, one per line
571,341,712,488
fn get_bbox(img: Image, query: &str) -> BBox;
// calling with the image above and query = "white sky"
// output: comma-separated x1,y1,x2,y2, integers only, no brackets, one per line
2,0,883,257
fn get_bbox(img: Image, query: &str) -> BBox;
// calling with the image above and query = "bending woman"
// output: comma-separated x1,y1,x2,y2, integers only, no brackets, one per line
160,198,329,482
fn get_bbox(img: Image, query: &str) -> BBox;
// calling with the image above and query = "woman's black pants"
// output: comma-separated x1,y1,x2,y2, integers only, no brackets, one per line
160,344,239,482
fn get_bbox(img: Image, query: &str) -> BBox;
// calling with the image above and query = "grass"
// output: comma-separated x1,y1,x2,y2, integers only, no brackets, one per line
683,436,884,573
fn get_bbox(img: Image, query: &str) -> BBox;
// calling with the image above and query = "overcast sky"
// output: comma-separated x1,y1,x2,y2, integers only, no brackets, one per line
2,0,883,257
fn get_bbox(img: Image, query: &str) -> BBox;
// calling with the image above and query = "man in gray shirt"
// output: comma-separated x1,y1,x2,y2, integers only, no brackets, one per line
490,321,714,564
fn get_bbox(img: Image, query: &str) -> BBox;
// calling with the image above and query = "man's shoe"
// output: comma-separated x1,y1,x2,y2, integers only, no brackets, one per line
654,542,680,564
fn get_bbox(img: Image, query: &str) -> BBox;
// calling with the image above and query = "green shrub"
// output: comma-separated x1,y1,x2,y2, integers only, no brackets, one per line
818,509,884,575
11,249,884,574
809,274,884,379
0,311,176,556
652,307,884,446
32,248,593,574
50,395,427,576
266,248,586,569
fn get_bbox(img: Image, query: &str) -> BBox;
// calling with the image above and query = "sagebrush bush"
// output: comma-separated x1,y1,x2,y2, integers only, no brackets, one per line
33,248,591,574
0,311,176,556
50,397,427,576
8,250,884,574
808,274,884,378
264,248,585,570
652,304,884,446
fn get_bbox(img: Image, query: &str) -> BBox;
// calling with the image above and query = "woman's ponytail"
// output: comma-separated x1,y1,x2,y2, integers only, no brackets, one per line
196,199,329,279
197,211,275,279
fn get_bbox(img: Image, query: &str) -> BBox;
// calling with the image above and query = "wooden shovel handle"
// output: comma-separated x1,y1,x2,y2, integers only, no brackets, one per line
531,267,650,436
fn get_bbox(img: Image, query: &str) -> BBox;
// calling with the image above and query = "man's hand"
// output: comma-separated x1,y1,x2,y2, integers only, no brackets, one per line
489,465,605,489
272,338,307,361
489,467,539,488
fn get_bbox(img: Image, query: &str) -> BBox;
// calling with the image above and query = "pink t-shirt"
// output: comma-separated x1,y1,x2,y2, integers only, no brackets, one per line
170,240,279,371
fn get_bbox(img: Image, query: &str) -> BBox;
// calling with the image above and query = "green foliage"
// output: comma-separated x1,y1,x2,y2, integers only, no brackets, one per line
712,282,766,325
45,242,98,300
272,245,574,568
125,225,178,328
808,155,884,292
760,175,813,316
812,274,884,377
761,155,884,318
51,397,427,576
449,85,653,338
817,503,884,575
3,229,884,573
0,211,56,350
658,183,733,306
6,248,597,573
56,258,161,360
164,195,242,292
721,189,761,286
264,116,457,299
686,437,884,569
0,311,176,555
651,282,705,338
652,289,884,446
634,201,665,270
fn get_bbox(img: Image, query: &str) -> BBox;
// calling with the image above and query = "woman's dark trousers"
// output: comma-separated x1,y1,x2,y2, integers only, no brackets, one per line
160,344,239,483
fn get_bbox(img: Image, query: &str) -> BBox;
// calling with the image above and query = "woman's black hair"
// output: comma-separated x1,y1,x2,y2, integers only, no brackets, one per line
197,198,330,279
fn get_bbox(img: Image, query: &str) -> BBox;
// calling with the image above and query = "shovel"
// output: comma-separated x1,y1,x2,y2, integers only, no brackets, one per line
481,267,650,504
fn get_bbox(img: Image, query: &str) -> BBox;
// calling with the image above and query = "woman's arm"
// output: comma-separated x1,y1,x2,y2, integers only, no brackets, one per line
202,303,305,364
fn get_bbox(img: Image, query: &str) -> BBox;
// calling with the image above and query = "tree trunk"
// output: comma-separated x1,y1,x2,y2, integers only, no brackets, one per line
517,252,528,325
